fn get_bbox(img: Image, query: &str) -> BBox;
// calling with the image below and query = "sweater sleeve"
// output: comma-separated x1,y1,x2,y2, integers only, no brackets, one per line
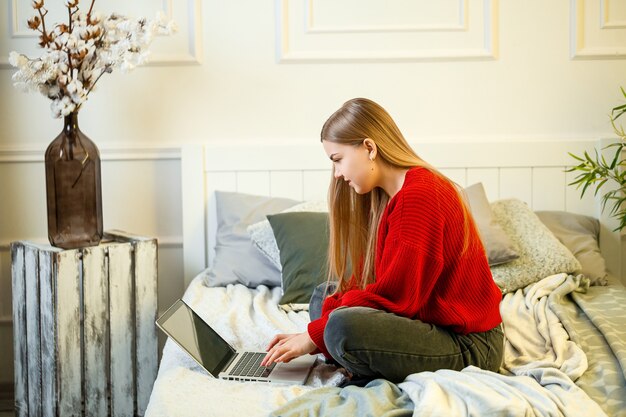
307,190,443,357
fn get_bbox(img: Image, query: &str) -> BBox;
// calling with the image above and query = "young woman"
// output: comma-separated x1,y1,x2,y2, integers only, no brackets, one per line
261,98,503,384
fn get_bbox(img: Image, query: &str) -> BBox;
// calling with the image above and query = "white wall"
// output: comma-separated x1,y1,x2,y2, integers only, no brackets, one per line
1,0,625,390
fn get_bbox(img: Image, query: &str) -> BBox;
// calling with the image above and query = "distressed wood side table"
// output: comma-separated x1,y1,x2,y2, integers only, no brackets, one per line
11,230,158,417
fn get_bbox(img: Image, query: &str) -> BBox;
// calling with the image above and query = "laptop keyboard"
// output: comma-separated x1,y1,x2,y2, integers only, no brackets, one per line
229,352,276,378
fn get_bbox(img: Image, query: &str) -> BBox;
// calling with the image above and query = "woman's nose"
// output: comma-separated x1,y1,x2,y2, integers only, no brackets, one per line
334,170,342,179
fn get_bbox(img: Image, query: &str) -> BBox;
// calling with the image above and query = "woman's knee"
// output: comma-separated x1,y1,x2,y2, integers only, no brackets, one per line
323,307,377,374
324,307,369,342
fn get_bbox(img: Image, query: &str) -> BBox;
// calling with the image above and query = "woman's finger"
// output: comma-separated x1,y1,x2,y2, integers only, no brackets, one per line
266,333,287,351
262,345,283,366
262,347,278,366
275,351,294,364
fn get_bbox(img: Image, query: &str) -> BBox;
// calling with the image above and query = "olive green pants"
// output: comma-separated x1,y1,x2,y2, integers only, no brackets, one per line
309,282,504,383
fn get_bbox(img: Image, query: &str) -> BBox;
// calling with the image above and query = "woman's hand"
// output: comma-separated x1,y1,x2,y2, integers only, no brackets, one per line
260,332,317,367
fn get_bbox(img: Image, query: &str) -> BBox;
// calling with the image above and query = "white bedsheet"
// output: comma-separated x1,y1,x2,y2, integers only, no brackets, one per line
146,273,607,417
396,273,606,417
145,277,348,417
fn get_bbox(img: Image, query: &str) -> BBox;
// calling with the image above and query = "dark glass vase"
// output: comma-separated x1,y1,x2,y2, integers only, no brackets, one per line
45,111,103,249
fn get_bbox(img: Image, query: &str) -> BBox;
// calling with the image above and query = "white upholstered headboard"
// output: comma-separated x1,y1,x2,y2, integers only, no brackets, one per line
181,140,626,288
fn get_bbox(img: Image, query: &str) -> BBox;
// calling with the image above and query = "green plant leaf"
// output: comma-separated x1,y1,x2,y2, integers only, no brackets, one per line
570,87,626,233
593,179,608,195
600,192,614,212
609,148,622,170
581,180,592,197
568,152,584,162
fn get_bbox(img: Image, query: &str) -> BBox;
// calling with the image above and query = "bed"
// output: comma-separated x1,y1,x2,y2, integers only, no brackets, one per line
145,140,626,417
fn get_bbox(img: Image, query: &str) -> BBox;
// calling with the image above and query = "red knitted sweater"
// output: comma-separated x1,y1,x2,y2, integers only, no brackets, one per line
307,167,503,359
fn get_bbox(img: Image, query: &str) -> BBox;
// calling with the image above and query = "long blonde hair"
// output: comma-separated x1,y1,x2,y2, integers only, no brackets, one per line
321,98,476,293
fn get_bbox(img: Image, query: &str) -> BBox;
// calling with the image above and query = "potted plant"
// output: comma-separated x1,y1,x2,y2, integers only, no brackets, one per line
567,88,626,232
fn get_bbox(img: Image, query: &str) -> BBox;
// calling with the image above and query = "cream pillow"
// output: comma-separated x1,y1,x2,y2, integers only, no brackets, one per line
490,199,582,293
535,211,608,286
247,200,327,270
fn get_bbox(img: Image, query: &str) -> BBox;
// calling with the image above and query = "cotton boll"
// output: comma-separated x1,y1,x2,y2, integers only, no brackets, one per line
50,99,62,118
166,20,179,34
38,83,50,97
120,60,135,73
59,96,76,116
8,51,30,68
8,51,20,67
57,62,69,74
66,79,87,104
117,20,133,33
89,12,102,25
77,26,89,40
48,84,61,98
13,80,30,93
135,51,150,66
66,34,78,50
66,79,78,94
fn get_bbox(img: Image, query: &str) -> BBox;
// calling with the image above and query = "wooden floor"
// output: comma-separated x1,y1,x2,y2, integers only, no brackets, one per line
0,402,13,417
0,398,14,417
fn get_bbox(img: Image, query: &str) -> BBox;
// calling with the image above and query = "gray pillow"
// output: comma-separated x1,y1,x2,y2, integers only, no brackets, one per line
535,211,608,286
266,212,330,305
464,183,519,266
490,199,582,294
203,191,300,287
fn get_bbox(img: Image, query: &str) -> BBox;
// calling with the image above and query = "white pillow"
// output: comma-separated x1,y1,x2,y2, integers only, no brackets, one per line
490,199,582,294
247,200,327,270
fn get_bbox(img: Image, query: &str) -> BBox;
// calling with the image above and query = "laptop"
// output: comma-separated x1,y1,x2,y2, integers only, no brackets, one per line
156,299,317,384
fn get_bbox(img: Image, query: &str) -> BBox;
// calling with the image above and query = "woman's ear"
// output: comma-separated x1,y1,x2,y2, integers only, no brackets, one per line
362,138,377,160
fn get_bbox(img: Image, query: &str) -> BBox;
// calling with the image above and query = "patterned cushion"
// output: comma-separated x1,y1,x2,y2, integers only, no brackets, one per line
490,199,582,293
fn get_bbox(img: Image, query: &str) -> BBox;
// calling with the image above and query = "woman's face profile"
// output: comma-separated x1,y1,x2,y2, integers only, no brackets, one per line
322,139,376,194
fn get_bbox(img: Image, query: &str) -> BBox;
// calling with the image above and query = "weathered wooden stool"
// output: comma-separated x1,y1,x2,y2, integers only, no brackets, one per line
11,230,158,417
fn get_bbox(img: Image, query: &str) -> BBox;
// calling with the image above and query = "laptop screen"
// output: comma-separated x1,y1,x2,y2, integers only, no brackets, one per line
157,299,237,377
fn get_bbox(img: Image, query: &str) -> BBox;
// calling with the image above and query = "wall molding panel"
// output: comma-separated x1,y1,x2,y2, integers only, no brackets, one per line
0,0,203,69
0,144,181,163
275,0,498,63
304,0,468,33
601,0,626,29
571,0,626,59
